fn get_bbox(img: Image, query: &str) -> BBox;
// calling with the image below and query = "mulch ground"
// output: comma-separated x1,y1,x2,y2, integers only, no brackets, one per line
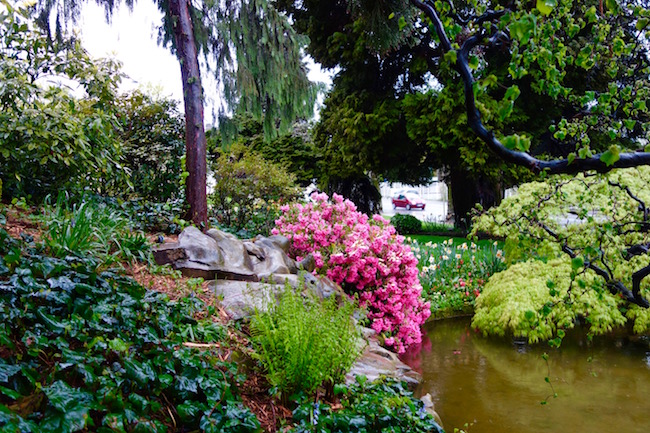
2,206,294,432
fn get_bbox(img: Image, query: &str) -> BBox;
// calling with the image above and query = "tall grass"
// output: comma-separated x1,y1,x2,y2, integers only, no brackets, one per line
40,193,151,263
249,283,362,401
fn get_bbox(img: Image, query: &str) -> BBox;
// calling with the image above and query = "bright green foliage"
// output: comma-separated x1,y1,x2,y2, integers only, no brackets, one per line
409,238,506,318
390,214,422,235
290,376,444,433
433,0,650,160
112,90,185,202
249,283,361,400
472,166,650,339
210,143,302,237
39,194,151,264
0,224,260,432
0,2,126,201
209,116,321,187
472,259,626,343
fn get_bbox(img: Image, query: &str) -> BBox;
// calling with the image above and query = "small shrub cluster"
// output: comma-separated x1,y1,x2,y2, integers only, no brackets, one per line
290,376,444,433
249,284,361,400
211,144,301,237
410,238,506,318
0,224,260,432
390,214,422,235
273,193,430,353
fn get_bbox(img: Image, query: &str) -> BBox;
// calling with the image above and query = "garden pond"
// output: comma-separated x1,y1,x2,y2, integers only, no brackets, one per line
401,318,650,433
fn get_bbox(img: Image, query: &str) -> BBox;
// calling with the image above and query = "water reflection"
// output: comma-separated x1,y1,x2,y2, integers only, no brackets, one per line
401,318,650,433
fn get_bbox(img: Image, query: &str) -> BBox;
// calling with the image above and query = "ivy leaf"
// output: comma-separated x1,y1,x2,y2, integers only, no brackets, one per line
504,85,521,101
502,134,531,151
600,146,620,166
567,152,576,165
468,54,479,70
576,46,595,69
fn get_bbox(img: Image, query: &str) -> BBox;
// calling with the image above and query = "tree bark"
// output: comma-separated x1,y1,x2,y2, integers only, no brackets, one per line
448,166,501,229
169,0,207,228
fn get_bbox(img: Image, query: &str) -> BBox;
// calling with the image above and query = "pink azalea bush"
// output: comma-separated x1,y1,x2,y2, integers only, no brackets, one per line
272,192,431,353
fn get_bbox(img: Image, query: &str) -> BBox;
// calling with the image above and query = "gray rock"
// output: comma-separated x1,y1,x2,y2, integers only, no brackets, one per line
420,393,444,428
152,243,187,265
346,333,421,390
178,226,224,267
212,280,279,320
207,228,254,272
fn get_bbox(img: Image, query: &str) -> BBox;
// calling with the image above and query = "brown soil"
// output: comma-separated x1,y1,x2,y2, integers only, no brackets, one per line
1,206,293,432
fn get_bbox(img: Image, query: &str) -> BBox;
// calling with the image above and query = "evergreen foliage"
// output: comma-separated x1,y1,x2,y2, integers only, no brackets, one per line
390,214,422,235
0,3,126,201
290,376,444,433
210,143,302,237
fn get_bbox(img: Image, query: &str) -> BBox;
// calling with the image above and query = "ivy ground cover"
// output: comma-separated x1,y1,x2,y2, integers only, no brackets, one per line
0,222,259,433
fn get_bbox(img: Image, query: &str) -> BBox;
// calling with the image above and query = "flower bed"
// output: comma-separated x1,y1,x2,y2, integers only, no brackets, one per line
410,238,506,318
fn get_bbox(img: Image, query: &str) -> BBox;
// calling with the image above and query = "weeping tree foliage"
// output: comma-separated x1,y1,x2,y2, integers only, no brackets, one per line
471,168,650,340
33,0,318,227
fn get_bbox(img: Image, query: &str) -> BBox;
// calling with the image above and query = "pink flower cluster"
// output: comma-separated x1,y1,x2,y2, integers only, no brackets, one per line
272,192,431,353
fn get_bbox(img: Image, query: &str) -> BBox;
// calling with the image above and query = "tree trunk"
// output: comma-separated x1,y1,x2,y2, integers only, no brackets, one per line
448,166,502,229
169,0,207,228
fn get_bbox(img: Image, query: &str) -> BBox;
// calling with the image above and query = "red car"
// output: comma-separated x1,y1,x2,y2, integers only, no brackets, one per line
392,191,426,210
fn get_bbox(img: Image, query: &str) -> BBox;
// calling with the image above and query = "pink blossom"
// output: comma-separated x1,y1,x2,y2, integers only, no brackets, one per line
274,192,430,353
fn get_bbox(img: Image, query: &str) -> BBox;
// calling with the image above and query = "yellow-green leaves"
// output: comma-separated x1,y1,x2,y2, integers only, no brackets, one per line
502,134,531,152
510,14,537,45
600,145,621,166
536,0,557,16
575,45,595,69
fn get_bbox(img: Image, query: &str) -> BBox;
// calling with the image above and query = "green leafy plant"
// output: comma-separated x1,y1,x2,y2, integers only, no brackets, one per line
390,213,422,234
112,90,185,202
249,283,362,400
40,194,151,264
210,143,301,237
290,376,444,433
0,3,126,202
0,227,260,432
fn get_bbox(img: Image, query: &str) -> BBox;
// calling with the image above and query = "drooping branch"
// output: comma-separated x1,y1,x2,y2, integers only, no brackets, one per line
411,0,650,175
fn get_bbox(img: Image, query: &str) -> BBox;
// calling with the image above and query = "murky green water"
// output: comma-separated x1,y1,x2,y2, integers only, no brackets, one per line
401,318,650,433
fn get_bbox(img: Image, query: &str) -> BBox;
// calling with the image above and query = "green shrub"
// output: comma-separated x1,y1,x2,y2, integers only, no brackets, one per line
112,91,185,202
390,213,422,234
0,229,260,432
210,143,301,237
290,376,444,433
249,283,361,400
0,5,126,202
472,258,627,343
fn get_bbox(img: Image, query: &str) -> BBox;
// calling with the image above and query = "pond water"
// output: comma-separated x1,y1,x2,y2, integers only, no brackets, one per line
400,318,650,433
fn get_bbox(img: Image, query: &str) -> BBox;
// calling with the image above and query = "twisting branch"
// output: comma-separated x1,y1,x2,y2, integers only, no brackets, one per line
410,0,650,175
